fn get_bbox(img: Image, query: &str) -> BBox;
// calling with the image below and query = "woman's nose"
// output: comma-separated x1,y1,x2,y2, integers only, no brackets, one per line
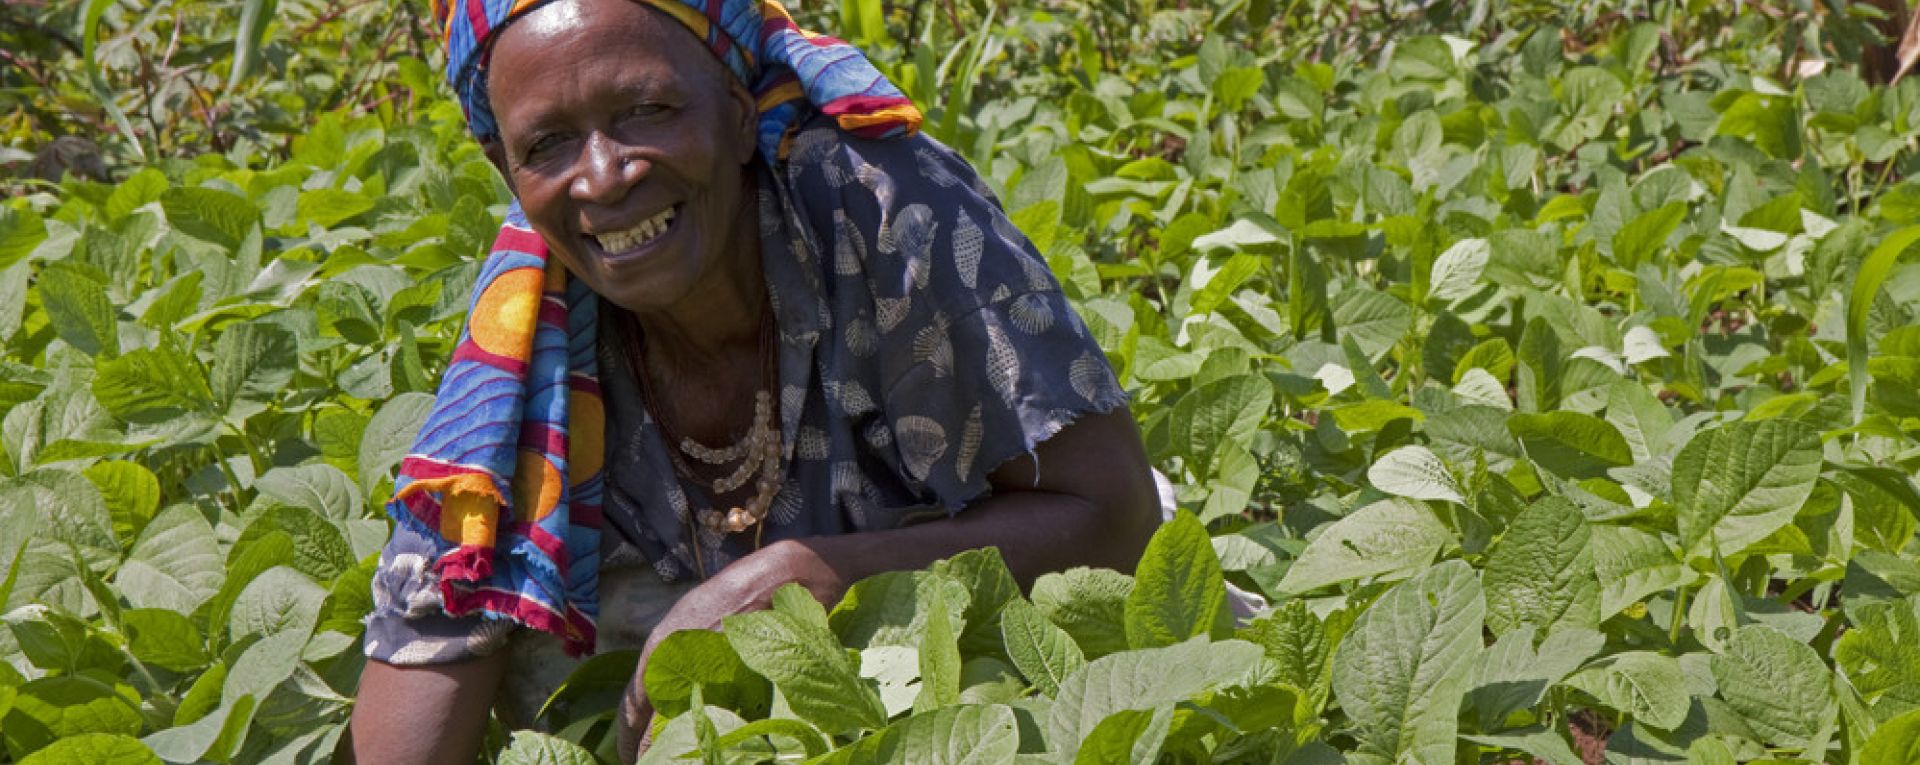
571,133,644,205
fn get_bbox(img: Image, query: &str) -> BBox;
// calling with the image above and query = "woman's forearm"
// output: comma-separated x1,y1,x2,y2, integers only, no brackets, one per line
797,408,1161,588
343,652,510,765
799,488,1155,589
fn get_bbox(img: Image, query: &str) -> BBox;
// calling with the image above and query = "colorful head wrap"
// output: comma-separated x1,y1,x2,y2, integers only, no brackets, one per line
430,0,922,158
384,0,921,655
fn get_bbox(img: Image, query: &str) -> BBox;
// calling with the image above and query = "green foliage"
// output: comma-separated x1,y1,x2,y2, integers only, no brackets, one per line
3,0,1919,762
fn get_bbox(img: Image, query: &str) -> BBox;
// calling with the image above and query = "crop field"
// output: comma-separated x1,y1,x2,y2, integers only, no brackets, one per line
4,0,1920,763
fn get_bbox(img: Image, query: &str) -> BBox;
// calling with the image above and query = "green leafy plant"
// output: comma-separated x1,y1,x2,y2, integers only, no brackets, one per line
4,0,1920,762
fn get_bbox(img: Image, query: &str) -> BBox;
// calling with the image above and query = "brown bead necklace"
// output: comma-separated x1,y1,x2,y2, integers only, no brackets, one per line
626,303,784,572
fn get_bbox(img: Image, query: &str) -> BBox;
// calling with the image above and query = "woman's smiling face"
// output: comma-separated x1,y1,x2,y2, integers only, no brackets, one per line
484,0,759,316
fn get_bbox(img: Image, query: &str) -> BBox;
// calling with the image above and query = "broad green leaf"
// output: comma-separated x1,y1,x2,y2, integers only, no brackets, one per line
173,661,226,726
1032,567,1133,659
36,265,118,358
1192,220,1282,253
105,168,168,220
358,392,434,496
1715,91,1801,159
1330,560,1484,765
1367,445,1463,503
233,505,355,582
1605,379,1674,462
1454,338,1517,384
1834,595,1920,704
1673,419,1821,559
1590,525,1692,617
209,322,296,413
122,608,207,672
228,565,325,641
220,629,307,702
1189,253,1263,315
1562,651,1689,731
8,606,122,674
1277,499,1453,594
1049,637,1260,761
1238,599,1347,717
200,533,294,646
708,718,830,760
1514,318,1562,411
11,469,119,568
1482,497,1600,635
1709,625,1833,749
1425,405,1523,472
17,733,158,765
829,570,970,650
1464,726,1584,765
643,630,759,718
1848,225,1920,423
1429,238,1489,302
1124,510,1231,648
1613,202,1688,269
141,694,255,764
1507,411,1632,479
726,583,887,733
0,206,48,272
915,581,962,712
1862,708,1920,765
1173,374,1271,471
114,505,223,613
1000,598,1084,698
160,187,260,250
93,347,213,423
929,547,1019,657
296,188,374,228
4,675,144,754
816,703,1019,765
84,461,159,545
1330,290,1412,360
253,464,363,522
1073,706,1172,765
1466,626,1606,728
497,730,599,765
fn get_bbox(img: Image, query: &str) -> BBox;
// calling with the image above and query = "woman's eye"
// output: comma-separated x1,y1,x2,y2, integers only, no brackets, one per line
523,134,564,162
522,135,552,160
622,103,667,121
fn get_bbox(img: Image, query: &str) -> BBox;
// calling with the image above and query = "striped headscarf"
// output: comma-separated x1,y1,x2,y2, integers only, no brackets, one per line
431,0,922,158
388,0,920,655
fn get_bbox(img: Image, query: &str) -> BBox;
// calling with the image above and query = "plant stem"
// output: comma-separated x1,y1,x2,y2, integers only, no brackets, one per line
1668,586,1689,648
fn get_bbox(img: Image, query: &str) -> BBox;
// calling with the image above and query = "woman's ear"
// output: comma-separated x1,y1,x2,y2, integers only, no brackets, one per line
728,81,757,164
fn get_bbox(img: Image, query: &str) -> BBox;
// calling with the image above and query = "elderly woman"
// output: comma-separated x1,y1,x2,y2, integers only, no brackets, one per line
345,0,1157,761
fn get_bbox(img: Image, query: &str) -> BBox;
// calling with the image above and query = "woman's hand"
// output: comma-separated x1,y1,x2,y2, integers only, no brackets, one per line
615,539,849,762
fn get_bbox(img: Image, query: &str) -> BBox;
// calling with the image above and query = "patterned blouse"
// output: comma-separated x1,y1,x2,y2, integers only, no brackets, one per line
364,116,1129,664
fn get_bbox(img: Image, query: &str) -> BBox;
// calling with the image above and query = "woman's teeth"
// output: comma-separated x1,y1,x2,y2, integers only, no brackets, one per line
595,207,675,253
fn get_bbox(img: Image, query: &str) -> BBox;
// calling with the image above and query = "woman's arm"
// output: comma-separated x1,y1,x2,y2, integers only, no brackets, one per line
615,407,1158,760
341,652,510,765
799,406,1160,585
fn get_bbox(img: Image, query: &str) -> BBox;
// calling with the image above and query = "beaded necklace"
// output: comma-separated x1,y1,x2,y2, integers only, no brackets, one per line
626,303,784,575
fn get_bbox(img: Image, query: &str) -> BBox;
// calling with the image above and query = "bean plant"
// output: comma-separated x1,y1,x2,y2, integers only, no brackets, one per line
2,0,1918,763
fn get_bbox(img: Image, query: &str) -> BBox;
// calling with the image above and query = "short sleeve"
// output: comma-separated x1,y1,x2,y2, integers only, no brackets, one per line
782,121,1128,510
363,520,517,665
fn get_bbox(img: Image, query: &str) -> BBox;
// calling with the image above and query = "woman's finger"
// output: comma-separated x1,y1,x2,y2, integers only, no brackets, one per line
615,678,654,763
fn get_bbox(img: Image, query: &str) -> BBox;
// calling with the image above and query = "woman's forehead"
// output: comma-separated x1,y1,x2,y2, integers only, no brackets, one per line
490,0,721,90
513,0,590,37
500,0,672,50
